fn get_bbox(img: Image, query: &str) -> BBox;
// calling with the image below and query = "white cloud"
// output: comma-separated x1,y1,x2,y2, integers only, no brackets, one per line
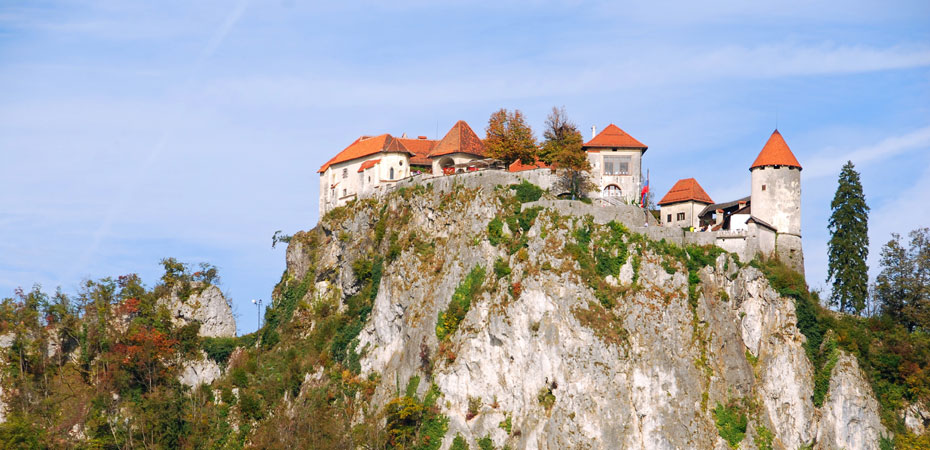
802,125,930,179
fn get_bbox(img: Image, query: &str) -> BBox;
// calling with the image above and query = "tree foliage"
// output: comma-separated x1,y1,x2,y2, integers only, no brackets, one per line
541,106,594,200
827,161,870,314
874,227,930,331
484,108,538,165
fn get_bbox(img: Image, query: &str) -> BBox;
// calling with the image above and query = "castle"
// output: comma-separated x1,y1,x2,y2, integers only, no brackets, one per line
317,120,803,274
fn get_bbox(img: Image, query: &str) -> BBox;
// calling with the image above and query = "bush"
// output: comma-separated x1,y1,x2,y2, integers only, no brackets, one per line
494,258,511,279
509,181,544,203
713,401,747,448
436,266,486,341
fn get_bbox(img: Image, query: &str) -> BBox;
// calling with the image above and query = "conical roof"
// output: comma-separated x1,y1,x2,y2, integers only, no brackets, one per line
584,124,647,149
429,120,486,158
750,130,802,170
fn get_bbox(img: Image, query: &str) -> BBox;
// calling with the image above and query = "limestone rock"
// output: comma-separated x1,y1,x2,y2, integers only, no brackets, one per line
816,352,888,449
162,285,236,337
291,184,888,449
178,351,222,388
903,402,930,435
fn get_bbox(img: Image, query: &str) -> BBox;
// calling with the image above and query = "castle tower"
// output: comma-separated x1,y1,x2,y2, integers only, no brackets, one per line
749,130,804,274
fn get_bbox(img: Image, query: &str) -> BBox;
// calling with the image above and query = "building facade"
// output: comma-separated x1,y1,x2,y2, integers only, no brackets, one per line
657,178,714,229
583,124,647,204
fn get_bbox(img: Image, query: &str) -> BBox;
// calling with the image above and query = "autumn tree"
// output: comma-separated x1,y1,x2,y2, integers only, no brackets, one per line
827,161,870,315
484,108,538,165
874,227,930,331
540,106,594,199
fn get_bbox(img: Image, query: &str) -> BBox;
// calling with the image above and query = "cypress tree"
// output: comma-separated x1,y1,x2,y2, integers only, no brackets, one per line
826,161,870,314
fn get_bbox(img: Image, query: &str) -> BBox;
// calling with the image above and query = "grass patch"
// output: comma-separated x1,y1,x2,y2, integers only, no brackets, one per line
436,266,486,341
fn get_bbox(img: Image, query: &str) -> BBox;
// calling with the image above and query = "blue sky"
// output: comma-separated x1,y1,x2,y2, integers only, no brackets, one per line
2,1,928,334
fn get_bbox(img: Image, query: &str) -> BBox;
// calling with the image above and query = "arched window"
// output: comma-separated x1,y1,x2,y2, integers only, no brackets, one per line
390,167,394,179
604,185,622,197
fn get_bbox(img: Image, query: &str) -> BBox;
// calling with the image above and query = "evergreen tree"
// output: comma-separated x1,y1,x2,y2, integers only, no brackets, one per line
826,161,870,314
540,106,594,199
874,227,930,331
484,108,538,165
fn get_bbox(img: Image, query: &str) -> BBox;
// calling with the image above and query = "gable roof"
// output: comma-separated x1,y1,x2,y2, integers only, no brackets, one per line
584,124,647,150
750,129,802,170
699,196,750,218
429,120,486,158
658,178,714,206
318,134,414,173
398,137,437,165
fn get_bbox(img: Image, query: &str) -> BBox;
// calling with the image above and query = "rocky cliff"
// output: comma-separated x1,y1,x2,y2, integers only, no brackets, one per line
279,181,890,449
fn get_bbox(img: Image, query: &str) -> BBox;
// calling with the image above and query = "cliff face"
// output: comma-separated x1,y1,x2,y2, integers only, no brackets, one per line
286,182,887,450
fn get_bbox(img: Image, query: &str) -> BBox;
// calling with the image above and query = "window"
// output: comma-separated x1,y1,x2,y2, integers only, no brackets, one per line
389,167,394,179
604,185,622,197
677,212,686,221
342,188,346,197
368,176,371,183
667,214,672,223
762,185,766,191
603,156,631,175
399,161,404,166
342,168,348,179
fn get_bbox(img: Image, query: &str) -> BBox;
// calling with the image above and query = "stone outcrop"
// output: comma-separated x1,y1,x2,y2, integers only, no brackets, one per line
178,351,223,387
161,284,236,338
293,184,889,449
816,352,888,449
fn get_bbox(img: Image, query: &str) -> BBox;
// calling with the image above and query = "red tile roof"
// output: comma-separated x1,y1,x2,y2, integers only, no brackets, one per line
750,130,802,170
584,124,647,149
658,178,714,205
318,134,415,173
398,137,437,166
429,120,486,158
357,159,380,172
508,158,550,172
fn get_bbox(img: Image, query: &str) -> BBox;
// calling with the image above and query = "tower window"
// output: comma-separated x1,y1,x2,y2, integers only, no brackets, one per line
762,185,766,191
604,156,630,175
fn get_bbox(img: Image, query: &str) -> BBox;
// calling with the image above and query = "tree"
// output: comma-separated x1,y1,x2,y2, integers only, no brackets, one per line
484,108,538,165
874,228,930,331
540,106,594,199
826,161,870,314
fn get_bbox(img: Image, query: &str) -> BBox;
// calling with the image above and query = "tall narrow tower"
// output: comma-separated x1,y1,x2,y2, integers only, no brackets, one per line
749,130,804,273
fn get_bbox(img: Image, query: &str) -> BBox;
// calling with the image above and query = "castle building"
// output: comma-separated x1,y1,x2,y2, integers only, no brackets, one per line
317,120,486,214
657,178,714,229
583,124,647,204
662,129,803,273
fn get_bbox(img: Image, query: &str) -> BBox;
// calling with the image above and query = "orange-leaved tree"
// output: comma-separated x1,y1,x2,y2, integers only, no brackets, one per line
485,108,538,165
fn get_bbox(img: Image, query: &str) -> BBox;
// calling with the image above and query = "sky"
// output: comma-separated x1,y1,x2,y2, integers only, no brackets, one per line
1,0,928,334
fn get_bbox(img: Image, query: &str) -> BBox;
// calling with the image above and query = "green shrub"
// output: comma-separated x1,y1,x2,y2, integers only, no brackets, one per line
756,425,774,450
537,386,556,411
494,258,511,279
202,336,238,364
451,434,469,450
499,414,512,434
436,266,486,341
488,218,504,246
509,181,544,203
713,401,747,448
477,435,494,450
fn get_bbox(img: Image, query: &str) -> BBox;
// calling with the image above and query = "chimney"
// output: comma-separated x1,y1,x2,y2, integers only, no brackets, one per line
591,125,597,139
715,209,724,226
417,135,427,140
738,200,747,208
401,132,407,138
